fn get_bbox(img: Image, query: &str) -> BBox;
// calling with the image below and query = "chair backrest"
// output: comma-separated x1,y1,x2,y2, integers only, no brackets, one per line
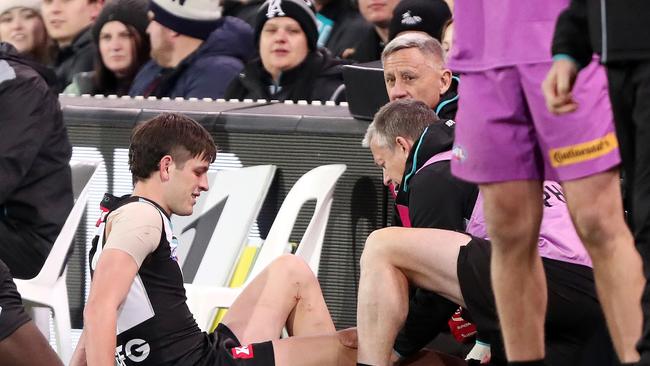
31,162,100,285
248,164,346,280
172,165,277,286
71,163,97,200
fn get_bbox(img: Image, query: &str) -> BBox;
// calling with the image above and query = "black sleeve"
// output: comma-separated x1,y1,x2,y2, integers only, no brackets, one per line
552,0,594,67
408,162,478,231
0,66,53,204
394,288,458,357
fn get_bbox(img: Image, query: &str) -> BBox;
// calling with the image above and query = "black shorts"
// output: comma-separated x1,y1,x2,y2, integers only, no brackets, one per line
207,323,275,366
457,237,608,366
0,259,30,341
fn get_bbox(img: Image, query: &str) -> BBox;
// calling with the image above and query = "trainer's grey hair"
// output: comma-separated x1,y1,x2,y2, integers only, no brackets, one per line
381,33,446,67
362,99,439,149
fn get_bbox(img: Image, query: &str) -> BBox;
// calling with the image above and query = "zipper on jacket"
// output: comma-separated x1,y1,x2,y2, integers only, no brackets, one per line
600,0,608,63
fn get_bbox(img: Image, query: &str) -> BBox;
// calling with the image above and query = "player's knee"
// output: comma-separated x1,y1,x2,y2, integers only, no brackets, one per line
571,208,620,252
337,327,358,349
488,218,538,251
487,215,540,262
361,228,399,268
269,254,314,282
484,202,540,247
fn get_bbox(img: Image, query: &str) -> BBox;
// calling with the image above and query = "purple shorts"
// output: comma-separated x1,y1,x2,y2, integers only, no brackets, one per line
451,59,620,183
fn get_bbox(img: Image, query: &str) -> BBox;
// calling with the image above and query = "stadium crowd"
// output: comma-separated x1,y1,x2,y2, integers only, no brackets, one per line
1,0,650,365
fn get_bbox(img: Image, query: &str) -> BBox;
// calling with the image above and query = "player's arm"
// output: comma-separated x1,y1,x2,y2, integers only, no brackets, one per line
82,203,161,366
551,0,593,68
543,0,591,114
84,249,139,366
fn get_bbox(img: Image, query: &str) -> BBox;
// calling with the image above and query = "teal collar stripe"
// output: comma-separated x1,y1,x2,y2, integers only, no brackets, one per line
402,125,430,193
434,75,460,115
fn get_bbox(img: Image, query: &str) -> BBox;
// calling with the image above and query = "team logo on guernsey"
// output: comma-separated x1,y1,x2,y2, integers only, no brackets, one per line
266,0,286,18
170,235,179,262
232,345,255,359
401,10,422,25
116,338,150,364
452,145,467,163
549,132,618,167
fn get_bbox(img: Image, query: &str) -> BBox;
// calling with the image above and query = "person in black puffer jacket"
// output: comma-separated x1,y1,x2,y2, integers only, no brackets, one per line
225,0,348,103
0,42,73,280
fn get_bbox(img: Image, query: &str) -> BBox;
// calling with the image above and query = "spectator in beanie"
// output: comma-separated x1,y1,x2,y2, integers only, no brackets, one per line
128,0,254,99
64,0,150,96
225,0,347,103
222,0,372,58
387,0,451,41
0,0,56,65
41,0,104,92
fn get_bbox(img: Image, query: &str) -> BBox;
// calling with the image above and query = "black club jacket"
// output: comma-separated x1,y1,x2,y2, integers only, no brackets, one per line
0,43,73,252
553,0,650,66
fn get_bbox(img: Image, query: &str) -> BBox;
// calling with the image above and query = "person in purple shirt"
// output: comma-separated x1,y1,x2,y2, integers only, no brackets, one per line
447,1,644,365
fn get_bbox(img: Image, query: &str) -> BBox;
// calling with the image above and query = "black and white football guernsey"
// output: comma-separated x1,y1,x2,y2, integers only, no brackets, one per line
90,195,211,366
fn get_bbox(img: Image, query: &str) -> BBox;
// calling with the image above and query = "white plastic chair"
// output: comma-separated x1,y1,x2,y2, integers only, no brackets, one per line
249,164,346,278
185,164,346,331
174,165,276,286
15,161,100,365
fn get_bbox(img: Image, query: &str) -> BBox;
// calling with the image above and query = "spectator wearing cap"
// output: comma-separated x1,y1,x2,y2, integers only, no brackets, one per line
64,0,150,96
128,0,255,99
385,1,457,120
0,0,56,65
225,0,347,103
41,0,104,92
387,0,451,41
313,0,371,57
342,0,400,62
